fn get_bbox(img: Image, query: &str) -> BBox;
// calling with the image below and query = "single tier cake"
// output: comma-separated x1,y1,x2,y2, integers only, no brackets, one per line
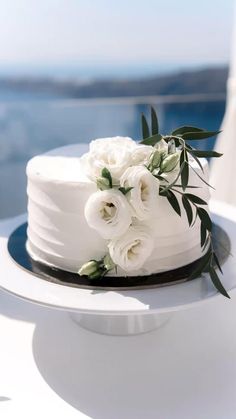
26,137,210,278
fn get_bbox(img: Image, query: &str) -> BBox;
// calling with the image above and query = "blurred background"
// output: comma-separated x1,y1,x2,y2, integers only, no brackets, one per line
0,0,234,218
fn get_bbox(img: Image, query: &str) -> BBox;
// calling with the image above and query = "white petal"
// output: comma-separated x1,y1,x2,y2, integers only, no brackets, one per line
108,225,154,271
84,189,132,239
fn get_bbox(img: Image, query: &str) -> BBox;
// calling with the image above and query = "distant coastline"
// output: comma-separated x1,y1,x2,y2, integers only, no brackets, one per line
0,66,228,101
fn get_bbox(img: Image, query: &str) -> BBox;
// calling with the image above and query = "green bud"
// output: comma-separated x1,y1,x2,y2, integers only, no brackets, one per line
160,152,180,173
150,150,162,169
89,270,103,279
96,176,111,190
78,260,99,276
103,254,116,271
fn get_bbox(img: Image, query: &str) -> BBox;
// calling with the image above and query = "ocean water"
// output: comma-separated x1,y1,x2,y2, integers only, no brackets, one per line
0,96,225,218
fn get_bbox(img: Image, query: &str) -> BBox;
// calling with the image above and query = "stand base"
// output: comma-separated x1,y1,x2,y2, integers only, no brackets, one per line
69,312,172,336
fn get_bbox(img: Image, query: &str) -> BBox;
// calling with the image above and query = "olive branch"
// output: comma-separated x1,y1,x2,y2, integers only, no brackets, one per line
140,107,230,298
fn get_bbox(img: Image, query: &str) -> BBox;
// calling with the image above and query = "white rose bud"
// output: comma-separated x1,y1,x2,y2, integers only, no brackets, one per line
84,189,132,239
108,225,154,272
120,165,160,220
160,152,180,172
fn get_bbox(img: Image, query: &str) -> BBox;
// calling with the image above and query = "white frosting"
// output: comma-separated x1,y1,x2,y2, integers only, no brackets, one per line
26,143,210,276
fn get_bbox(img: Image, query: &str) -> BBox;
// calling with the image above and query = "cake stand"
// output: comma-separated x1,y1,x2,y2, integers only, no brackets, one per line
0,201,235,336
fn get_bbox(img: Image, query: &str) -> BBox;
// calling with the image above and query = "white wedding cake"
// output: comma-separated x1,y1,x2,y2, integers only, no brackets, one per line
26,136,210,278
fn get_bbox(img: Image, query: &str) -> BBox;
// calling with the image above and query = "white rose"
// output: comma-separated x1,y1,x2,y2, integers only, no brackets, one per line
84,189,132,239
131,144,153,166
120,165,160,220
81,136,136,183
90,136,135,152
108,225,154,272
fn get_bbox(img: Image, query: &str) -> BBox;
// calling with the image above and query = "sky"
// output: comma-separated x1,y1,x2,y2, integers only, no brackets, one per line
0,0,235,77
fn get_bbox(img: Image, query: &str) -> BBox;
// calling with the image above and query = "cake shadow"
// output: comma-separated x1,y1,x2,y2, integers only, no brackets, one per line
31,302,236,419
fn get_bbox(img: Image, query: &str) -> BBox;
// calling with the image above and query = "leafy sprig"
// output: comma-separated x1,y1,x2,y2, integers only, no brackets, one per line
141,107,229,298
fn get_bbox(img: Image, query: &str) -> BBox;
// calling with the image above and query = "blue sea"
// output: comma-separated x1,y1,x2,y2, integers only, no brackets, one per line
0,92,226,218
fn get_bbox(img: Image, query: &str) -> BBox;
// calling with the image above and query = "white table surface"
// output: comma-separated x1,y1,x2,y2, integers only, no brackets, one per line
1,214,236,419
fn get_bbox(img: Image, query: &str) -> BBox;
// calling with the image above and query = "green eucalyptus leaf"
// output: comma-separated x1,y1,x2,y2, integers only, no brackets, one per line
174,184,200,189
202,233,210,251
188,249,211,280
156,175,169,182
200,222,207,247
189,150,223,158
197,207,212,231
184,193,207,205
181,130,221,140
140,133,162,146
182,195,193,226
180,150,189,191
151,106,159,135
141,114,150,139
167,190,181,216
187,150,204,172
171,126,204,136
209,266,230,299
159,187,168,197
190,165,215,189
213,252,223,274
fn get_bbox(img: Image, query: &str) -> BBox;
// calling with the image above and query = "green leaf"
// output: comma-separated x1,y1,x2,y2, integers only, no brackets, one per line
181,130,221,140
155,175,169,183
171,126,204,136
187,149,204,172
209,266,230,299
202,233,210,251
213,252,223,274
140,133,162,146
190,165,215,189
200,222,207,247
101,167,112,188
182,195,193,226
159,188,168,197
118,186,133,195
188,249,211,280
151,106,159,135
190,150,223,158
197,207,212,231
166,190,181,216
180,150,189,191
174,184,200,189
141,114,150,139
184,193,207,205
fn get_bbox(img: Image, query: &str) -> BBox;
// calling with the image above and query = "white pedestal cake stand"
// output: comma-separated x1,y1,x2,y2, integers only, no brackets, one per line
0,201,236,336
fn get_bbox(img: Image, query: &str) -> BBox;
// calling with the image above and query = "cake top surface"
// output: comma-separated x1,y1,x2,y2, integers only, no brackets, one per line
26,140,208,184
27,143,90,183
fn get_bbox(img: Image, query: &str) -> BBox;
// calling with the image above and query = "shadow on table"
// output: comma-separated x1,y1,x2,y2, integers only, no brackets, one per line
32,301,236,419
